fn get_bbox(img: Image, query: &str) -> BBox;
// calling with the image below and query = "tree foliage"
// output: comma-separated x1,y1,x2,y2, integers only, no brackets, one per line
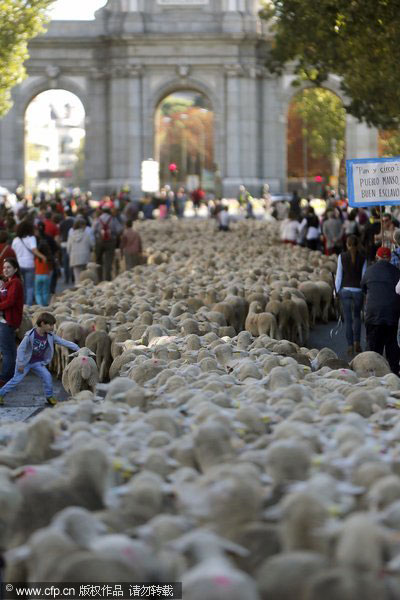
293,88,346,161
0,0,53,117
380,130,400,158
260,0,400,129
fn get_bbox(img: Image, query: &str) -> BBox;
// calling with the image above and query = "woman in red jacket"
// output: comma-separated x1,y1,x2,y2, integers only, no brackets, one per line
0,257,24,386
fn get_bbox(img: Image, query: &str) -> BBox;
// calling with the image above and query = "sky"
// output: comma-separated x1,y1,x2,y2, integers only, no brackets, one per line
49,0,108,20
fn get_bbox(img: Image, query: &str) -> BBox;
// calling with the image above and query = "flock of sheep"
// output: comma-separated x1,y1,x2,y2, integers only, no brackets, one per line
2,219,400,599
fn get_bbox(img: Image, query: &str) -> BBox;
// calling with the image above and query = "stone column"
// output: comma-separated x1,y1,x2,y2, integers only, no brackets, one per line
108,66,143,194
239,66,262,193
86,69,109,195
260,76,287,193
0,105,19,189
223,65,243,196
346,115,378,159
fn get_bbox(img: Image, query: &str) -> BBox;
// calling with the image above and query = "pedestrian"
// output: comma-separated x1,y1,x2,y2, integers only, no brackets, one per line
299,206,321,250
343,208,359,242
0,258,24,387
36,221,61,297
0,231,16,276
59,210,75,284
34,236,53,306
0,311,79,407
192,185,205,216
246,193,254,219
217,205,230,231
390,229,400,269
280,210,300,245
11,220,47,305
42,211,60,242
175,187,187,218
67,218,93,284
322,208,343,255
291,190,301,220
120,220,143,269
361,246,400,375
93,203,122,281
335,235,367,358
374,212,397,250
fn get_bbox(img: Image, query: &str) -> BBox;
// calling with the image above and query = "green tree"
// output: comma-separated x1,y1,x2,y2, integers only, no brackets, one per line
380,130,400,157
293,88,346,162
0,0,54,117
261,0,400,129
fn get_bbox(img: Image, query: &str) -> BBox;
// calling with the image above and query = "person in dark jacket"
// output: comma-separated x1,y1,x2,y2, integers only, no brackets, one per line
335,235,367,357
361,246,400,374
0,258,24,386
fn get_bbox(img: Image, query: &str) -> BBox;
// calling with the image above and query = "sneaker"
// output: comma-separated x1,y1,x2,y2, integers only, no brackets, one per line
46,396,57,406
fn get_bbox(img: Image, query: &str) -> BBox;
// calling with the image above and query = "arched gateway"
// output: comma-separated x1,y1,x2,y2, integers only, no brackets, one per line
0,0,378,197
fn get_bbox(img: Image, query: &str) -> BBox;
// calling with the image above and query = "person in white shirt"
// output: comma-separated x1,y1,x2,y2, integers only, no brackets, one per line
11,220,46,306
280,211,300,245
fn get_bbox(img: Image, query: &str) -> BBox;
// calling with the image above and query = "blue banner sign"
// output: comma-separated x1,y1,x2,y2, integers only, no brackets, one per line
346,157,400,207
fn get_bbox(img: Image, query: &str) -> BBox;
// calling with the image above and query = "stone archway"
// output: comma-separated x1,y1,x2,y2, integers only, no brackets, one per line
280,76,378,192
154,88,215,191
4,76,89,189
24,89,86,192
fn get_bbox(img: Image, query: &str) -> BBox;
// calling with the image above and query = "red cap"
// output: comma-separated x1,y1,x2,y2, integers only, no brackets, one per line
376,246,391,259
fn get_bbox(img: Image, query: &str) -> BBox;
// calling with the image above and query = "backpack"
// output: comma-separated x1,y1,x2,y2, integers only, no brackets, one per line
100,216,112,241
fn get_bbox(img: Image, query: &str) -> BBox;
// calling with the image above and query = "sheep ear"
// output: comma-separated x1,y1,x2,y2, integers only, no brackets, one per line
263,504,283,522
386,553,400,573
4,544,31,563
315,517,343,540
169,529,249,557
336,482,365,496
81,346,96,357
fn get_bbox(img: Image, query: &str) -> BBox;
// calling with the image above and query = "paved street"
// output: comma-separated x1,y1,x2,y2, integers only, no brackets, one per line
0,372,68,422
309,320,367,361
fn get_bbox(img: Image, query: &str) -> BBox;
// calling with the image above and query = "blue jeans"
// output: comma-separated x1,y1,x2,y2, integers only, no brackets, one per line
339,289,363,346
21,267,35,305
1,361,53,398
35,274,51,306
0,322,16,382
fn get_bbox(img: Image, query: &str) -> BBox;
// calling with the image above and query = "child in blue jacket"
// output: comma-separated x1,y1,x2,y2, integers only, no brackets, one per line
0,312,79,406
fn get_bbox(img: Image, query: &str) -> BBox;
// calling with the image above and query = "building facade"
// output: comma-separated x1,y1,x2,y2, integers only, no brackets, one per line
0,0,378,197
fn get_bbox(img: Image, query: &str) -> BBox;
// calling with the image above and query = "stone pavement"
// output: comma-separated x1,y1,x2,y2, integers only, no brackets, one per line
308,320,367,362
0,372,68,423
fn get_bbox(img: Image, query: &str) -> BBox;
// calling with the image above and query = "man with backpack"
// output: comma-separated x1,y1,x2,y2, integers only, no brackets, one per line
93,203,122,281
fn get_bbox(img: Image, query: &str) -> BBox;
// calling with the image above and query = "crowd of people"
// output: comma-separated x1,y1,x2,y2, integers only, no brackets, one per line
0,189,145,305
280,193,400,259
279,193,400,373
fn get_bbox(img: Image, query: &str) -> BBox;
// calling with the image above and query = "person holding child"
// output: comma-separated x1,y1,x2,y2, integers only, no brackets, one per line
0,312,80,406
